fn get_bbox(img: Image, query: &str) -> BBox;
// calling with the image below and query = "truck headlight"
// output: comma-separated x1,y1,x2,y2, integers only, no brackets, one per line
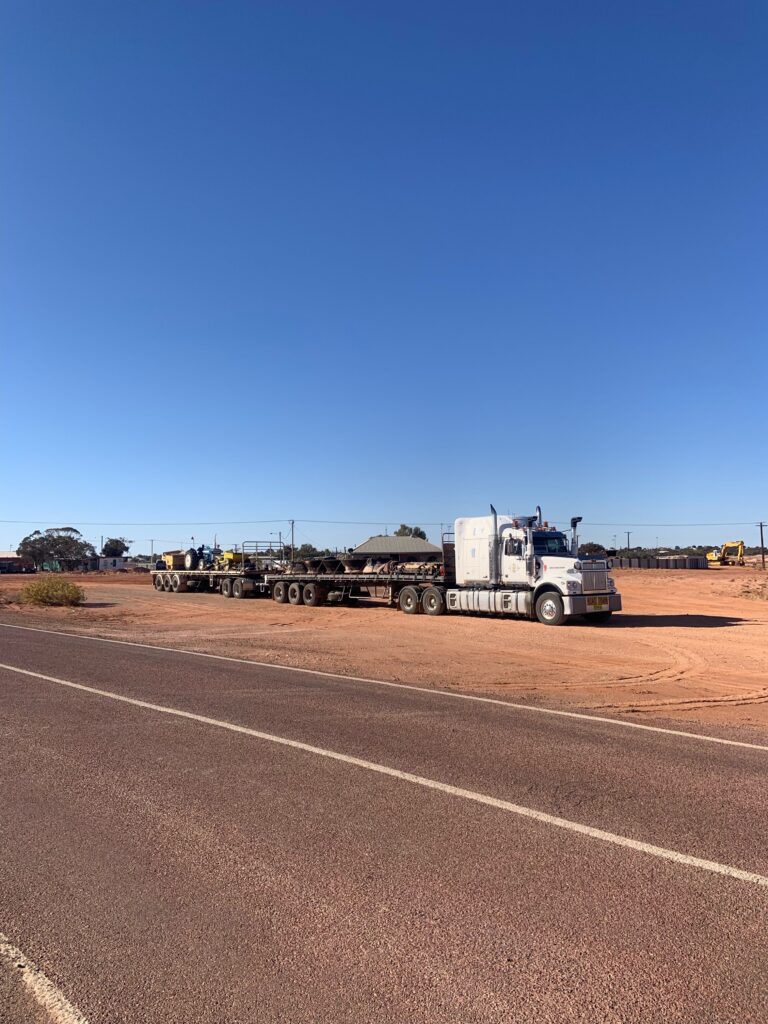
566,580,582,594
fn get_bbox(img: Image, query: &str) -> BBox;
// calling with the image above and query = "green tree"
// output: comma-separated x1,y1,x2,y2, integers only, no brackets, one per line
579,542,606,556
101,537,131,557
394,524,427,540
17,527,96,569
295,543,333,559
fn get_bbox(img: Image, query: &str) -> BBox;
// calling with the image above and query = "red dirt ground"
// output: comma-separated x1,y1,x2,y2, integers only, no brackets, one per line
1,568,767,729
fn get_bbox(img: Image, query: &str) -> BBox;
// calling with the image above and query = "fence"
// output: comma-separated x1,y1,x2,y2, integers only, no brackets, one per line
609,556,709,570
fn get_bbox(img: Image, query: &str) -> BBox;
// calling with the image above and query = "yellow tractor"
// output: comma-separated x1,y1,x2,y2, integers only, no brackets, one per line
707,541,745,566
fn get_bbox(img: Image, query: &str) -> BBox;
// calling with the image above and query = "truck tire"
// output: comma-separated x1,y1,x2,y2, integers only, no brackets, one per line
221,577,233,598
272,580,289,603
163,574,173,592
171,573,187,593
399,586,421,614
154,574,165,592
184,549,199,570
303,583,325,607
422,586,445,615
232,578,246,599
288,581,304,605
535,590,565,626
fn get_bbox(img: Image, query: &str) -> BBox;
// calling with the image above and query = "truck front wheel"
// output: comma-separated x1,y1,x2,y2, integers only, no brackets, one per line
535,591,565,626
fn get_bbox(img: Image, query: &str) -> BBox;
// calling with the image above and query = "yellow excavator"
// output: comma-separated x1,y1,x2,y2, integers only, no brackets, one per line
707,541,746,566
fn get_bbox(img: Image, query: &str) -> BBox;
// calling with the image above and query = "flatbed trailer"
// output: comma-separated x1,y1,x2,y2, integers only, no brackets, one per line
264,565,445,608
151,567,275,599
150,563,444,603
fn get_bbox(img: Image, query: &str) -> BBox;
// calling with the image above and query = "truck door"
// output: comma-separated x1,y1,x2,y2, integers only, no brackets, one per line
501,535,528,585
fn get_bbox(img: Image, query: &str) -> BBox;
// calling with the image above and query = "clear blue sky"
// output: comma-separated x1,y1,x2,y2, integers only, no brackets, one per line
2,1,766,554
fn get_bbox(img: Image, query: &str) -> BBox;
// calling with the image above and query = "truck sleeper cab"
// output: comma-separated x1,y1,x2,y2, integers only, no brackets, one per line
442,510,621,625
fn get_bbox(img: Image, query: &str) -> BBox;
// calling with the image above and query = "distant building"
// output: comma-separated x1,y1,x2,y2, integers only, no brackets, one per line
351,535,442,562
85,556,126,571
0,551,35,573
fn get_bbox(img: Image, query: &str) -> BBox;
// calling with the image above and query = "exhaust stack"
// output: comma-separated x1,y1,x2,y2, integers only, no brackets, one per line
489,504,500,586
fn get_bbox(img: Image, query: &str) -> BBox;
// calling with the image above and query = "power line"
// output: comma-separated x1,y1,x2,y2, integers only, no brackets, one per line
0,517,763,528
0,518,445,528
578,521,761,528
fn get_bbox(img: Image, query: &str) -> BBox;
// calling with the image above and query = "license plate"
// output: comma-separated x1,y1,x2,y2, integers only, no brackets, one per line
586,596,608,611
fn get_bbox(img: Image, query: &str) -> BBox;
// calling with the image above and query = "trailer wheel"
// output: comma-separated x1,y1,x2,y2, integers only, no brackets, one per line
422,586,445,616
272,580,289,603
302,583,325,607
171,573,187,593
288,582,304,605
232,578,246,599
399,586,422,614
163,574,173,592
535,590,565,625
221,577,233,598
154,574,165,592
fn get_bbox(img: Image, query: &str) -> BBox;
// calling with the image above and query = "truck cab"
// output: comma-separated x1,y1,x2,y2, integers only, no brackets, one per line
451,511,621,624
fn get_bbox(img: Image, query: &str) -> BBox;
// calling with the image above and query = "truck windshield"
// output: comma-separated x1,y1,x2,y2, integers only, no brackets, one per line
532,532,570,556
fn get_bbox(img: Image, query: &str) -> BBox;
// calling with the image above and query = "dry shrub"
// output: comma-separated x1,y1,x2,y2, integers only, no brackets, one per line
19,577,85,607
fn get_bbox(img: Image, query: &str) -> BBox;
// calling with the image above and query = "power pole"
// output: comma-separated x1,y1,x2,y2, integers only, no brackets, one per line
759,521,766,571
290,519,295,561
625,531,632,555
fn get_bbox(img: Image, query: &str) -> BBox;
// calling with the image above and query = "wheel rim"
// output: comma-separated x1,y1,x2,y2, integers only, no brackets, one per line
541,598,557,620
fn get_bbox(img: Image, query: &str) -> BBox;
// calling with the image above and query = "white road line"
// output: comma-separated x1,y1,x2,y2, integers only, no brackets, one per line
1,620,767,753
2,660,767,889
0,933,89,1024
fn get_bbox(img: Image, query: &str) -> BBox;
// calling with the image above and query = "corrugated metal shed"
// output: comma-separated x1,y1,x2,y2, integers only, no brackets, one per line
352,535,442,556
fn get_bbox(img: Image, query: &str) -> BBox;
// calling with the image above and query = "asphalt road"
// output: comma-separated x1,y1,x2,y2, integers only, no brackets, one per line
0,622,766,1023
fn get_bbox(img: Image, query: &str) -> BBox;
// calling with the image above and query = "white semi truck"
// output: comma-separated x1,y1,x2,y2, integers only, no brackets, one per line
150,506,621,626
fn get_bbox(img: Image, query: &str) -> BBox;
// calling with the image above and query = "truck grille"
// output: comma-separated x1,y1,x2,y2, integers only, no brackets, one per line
581,561,608,593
